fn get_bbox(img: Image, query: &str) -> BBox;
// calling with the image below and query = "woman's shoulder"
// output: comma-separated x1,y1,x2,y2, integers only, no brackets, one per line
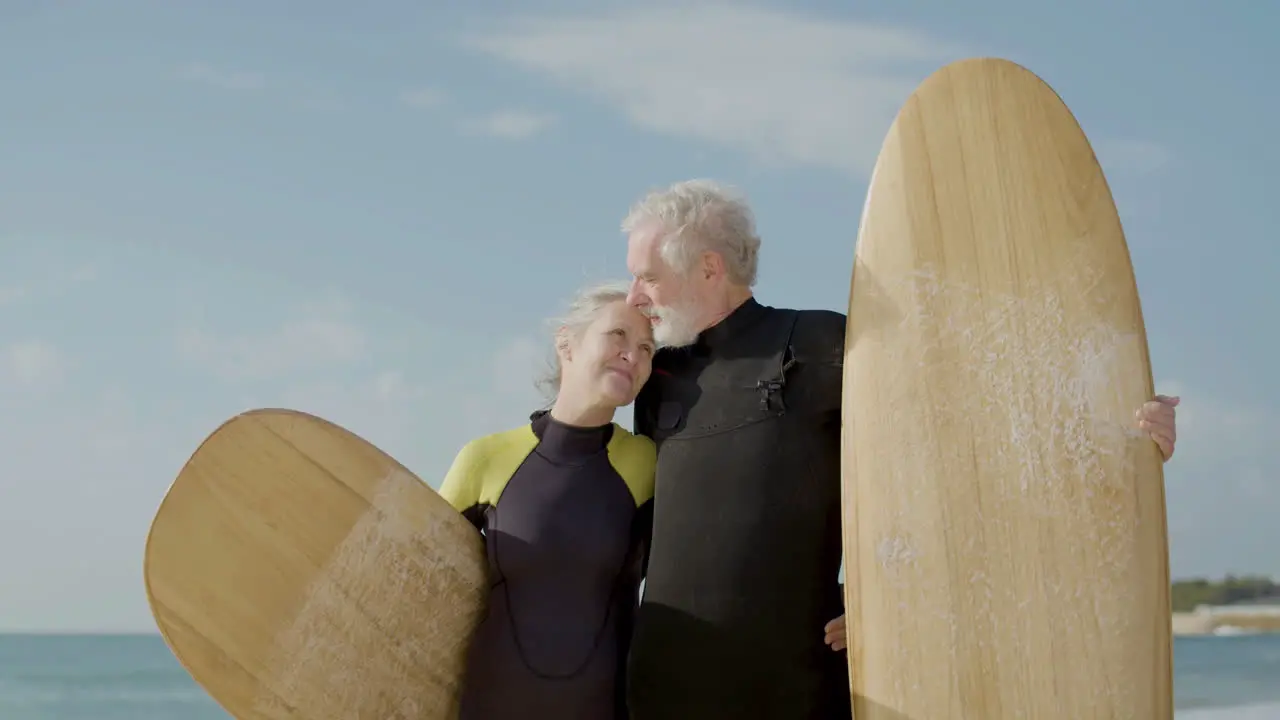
445,423,540,481
456,423,538,457
439,423,540,507
607,424,657,505
609,424,656,456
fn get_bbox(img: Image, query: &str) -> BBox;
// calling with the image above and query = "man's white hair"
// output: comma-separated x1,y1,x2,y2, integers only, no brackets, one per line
621,179,761,287
535,280,633,403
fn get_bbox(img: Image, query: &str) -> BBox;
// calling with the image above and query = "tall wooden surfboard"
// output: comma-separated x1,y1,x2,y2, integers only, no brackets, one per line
841,58,1172,719
143,408,488,719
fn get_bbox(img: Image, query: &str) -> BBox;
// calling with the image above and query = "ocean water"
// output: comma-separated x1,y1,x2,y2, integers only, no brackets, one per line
0,633,1278,718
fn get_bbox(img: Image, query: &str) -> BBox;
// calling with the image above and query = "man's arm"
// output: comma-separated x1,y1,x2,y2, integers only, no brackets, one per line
792,309,850,652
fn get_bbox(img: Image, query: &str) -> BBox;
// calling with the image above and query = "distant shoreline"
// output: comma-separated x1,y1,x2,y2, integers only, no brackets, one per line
1173,609,1280,637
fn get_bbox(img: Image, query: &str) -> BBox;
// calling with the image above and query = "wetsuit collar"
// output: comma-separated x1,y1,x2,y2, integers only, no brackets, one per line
529,409,614,462
695,295,768,353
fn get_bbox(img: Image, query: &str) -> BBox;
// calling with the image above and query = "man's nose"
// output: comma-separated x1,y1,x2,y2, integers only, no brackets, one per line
626,279,646,307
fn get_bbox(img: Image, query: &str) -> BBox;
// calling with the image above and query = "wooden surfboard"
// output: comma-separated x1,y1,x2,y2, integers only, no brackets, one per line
841,57,1172,719
143,408,488,719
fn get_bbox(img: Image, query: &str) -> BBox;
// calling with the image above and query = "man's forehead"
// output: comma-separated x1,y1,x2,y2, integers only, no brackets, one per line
627,224,662,250
626,229,662,271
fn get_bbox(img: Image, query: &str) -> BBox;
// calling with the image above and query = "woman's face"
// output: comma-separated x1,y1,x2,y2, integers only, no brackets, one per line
561,300,655,409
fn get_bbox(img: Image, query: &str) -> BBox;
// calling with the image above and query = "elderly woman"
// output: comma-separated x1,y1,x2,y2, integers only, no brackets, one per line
438,281,658,720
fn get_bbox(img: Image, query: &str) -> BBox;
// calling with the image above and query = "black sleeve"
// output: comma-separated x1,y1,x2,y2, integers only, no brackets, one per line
789,309,848,416
793,309,848,618
459,504,488,532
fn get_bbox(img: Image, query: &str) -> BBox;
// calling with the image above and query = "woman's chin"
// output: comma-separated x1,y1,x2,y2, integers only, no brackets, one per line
598,381,636,408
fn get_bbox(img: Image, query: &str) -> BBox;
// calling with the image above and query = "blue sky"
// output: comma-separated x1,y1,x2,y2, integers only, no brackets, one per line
1,1,1275,632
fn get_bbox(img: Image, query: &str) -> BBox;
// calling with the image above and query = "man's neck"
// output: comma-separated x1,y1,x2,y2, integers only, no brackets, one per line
699,286,753,333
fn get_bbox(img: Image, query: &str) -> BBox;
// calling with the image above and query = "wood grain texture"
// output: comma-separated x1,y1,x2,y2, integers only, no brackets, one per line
144,408,488,720
841,57,1172,719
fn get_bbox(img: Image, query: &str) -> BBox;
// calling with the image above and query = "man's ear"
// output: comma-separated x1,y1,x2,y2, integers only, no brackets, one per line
701,250,725,281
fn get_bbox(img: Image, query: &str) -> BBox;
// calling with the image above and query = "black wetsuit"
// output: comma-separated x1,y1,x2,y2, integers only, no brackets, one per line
627,296,851,720
439,410,656,720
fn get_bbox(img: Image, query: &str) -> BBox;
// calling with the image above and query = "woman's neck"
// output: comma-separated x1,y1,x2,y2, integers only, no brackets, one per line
549,393,614,428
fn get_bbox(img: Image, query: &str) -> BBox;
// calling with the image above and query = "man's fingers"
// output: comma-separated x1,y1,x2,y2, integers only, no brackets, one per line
823,615,846,650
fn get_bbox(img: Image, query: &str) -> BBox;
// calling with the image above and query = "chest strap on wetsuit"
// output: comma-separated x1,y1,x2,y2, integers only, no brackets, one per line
750,309,800,413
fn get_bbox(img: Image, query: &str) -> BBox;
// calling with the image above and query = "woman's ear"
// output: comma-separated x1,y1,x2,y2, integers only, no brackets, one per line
554,326,572,363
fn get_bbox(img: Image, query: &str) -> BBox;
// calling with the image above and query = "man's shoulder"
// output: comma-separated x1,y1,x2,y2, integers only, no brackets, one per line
767,305,846,353
791,307,847,336
648,302,846,368
759,302,845,324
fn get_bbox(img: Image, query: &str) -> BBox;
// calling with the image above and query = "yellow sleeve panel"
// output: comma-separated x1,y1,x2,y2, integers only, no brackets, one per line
436,425,539,512
437,421,656,511
606,424,657,507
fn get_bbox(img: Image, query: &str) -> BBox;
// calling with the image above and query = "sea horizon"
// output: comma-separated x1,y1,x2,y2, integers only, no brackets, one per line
1,632,1278,718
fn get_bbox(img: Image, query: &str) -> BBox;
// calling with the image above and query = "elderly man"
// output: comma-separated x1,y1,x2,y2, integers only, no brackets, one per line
619,179,1179,719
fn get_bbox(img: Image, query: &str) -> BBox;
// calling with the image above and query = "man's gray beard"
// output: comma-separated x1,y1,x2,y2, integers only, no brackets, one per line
651,300,703,348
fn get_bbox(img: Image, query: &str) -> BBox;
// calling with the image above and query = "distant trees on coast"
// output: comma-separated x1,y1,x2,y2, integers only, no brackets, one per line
1171,574,1279,612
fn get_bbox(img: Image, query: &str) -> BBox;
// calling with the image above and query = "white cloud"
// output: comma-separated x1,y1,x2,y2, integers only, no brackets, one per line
177,298,365,382
179,62,266,91
465,4,961,174
467,6,1178,181
464,109,557,139
1,339,66,389
400,87,446,109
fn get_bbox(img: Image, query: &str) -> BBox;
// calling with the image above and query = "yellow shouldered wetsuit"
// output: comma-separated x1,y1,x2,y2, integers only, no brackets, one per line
439,409,656,720
626,296,851,720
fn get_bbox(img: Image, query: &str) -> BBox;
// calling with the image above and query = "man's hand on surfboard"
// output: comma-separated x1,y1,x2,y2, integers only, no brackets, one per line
823,614,846,651
1136,394,1179,461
